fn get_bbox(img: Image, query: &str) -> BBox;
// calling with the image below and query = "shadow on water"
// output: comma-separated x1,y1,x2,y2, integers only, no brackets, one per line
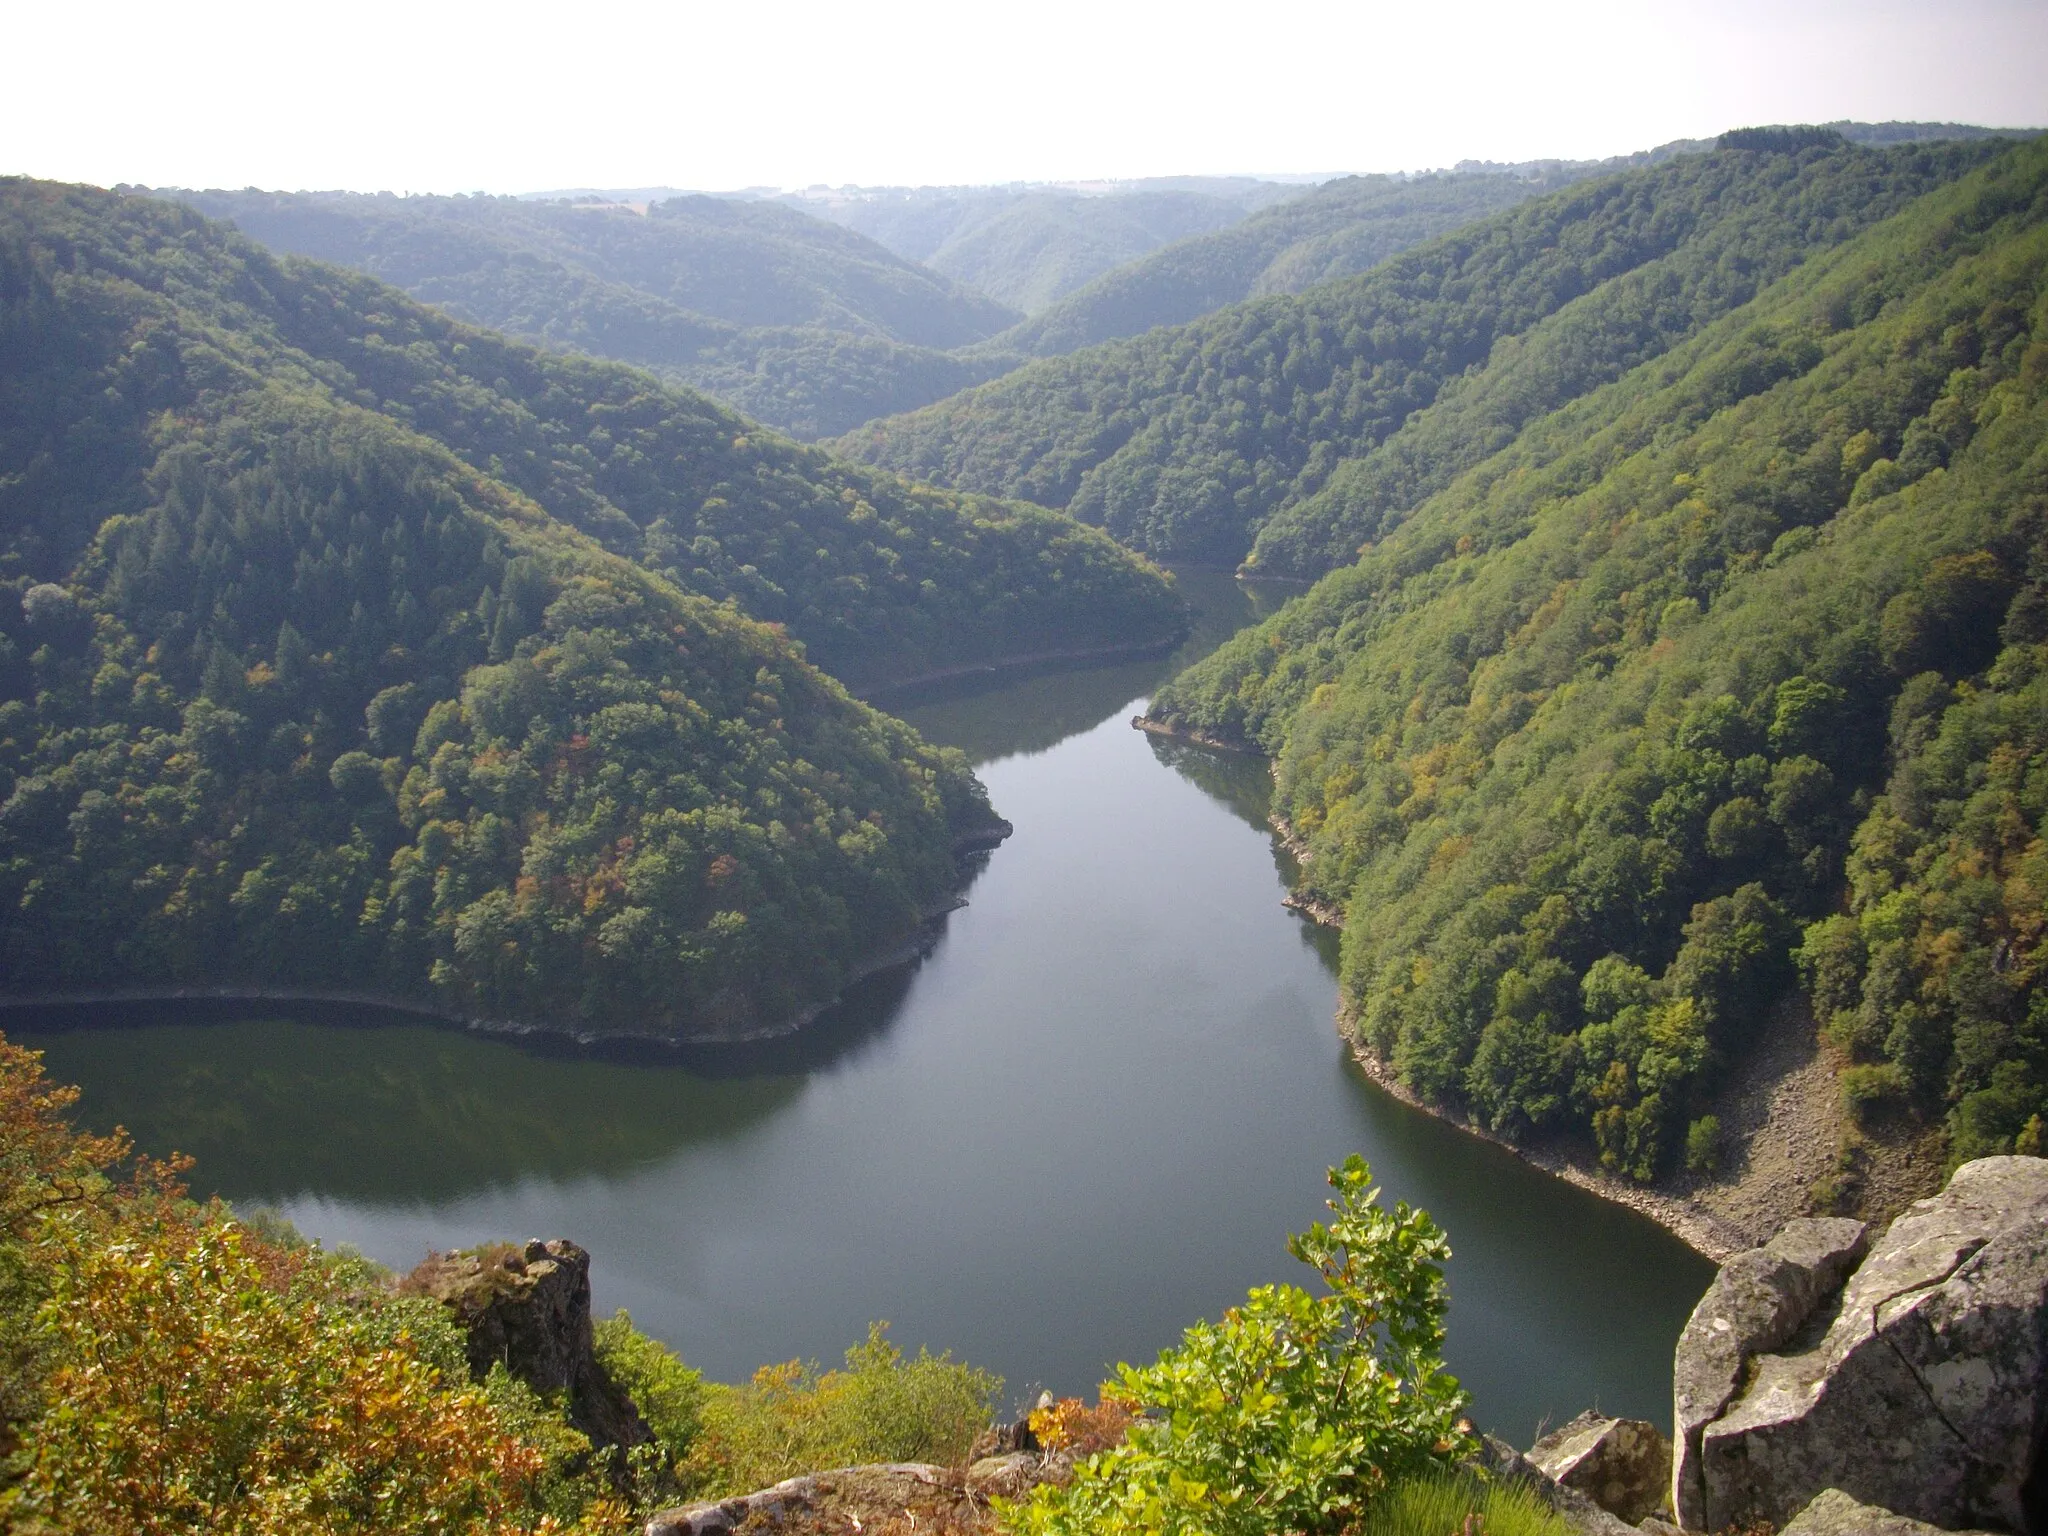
12,919,1006,1205
17,1003,798,1204
1145,734,1275,832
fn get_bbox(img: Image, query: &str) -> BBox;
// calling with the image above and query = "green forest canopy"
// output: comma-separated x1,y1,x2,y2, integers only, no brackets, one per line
839,139,2015,570
0,179,1178,1036
979,170,1567,361
1148,135,2048,1185
169,189,1023,441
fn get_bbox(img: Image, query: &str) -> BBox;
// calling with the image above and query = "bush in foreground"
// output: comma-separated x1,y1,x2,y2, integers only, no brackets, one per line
1007,1157,1470,1536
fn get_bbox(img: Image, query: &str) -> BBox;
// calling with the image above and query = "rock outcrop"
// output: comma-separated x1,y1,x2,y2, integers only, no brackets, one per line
1780,1488,1999,1536
408,1238,651,1452
1676,1156,2048,1534
1529,1411,1672,1524
1469,1434,1644,1536
1671,1215,1871,1527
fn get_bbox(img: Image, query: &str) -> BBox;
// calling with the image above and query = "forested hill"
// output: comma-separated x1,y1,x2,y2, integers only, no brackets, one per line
33,186,1180,692
174,189,1018,345
170,189,1023,439
1148,135,2048,1190
838,138,2014,568
980,171,1565,359
810,184,1288,314
0,179,1177,1035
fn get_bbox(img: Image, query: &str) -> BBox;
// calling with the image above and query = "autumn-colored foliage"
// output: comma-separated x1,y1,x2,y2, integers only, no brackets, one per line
0,1034,627,1535
1025,1396,1135,1459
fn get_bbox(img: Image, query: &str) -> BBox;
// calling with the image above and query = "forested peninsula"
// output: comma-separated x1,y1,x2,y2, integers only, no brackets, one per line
0,179,1180,1038
1145,133,2048,1188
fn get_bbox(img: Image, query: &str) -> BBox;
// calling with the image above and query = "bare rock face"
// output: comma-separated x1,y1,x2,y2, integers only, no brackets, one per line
1528,1411,1672,1524
414,1238,651,1452
1682,1157,2048,1534
1780,1487,2000,1536
1671,1216,1871,1527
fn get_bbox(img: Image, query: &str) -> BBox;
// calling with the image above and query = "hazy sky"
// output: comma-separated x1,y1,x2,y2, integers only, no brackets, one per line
11,0,2046,193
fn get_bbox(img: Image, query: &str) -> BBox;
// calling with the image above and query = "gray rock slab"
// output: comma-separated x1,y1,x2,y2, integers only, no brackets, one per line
1530,1410,1672,1524
1779,1487,1999,1536
1696,1157,2048,1533
1671,1216,1870,1527
1473,1434,1641,1536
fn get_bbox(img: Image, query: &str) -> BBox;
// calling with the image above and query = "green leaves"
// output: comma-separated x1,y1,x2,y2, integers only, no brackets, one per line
1011,1158,1467,1536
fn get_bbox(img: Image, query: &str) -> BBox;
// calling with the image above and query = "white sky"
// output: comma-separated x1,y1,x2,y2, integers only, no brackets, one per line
9,0,2046,194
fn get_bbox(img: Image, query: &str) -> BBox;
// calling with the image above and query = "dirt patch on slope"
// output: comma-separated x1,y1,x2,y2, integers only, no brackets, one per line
1670,1001,1844,1248
1348,996,1945,1263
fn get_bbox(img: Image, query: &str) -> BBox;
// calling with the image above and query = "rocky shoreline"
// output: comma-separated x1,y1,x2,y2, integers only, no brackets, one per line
1342,1034,1752,1262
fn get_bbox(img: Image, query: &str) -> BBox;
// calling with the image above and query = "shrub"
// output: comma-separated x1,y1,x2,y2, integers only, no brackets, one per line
594,1310,708,1465
1027,1396,1137,1459
0,1032,627,1535
1685,1115,1723,1174
1841,1062,1910,1124
1006,1158,1469,1536
10,1221,556,1535
683,1322,998,1496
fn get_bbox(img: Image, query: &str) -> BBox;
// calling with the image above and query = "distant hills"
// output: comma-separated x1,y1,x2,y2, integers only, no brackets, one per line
837,138,2019,567
171,173,1558,440
0,180,1180,1035
166,189,1022,440
162,125,2043,454
979,171,1571,360
791,181,1300,314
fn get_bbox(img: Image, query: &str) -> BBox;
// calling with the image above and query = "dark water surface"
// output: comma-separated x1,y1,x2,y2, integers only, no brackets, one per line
14,571,1713,1443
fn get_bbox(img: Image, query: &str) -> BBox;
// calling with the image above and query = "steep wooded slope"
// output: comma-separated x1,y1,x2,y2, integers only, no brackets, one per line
0,180,1174,1035
1149,137,2048,1181
839,141,2009,567
28,187,1180,692
171,189,1022,438
982,172,1561,359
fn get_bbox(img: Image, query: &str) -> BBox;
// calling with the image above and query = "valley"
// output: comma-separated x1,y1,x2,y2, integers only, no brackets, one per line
3,105,2045,1536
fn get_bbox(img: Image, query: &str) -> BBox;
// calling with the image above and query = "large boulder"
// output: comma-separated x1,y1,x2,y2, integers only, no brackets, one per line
1680,1157,2048,1534
1780,1488,1999,1536
408,1238,650,1452
1529,1411,1672,1524
1671,1216,1871,1527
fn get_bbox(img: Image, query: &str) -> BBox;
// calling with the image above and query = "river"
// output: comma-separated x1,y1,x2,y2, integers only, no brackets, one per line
10,571,1713,1444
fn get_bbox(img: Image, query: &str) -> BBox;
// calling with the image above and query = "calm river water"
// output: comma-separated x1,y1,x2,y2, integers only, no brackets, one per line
12,572,1713,1443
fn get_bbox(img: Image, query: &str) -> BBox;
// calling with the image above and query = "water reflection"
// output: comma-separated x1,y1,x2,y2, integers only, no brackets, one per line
899,569,1291,767
1143,735,1274,832
19,1007,803,1203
